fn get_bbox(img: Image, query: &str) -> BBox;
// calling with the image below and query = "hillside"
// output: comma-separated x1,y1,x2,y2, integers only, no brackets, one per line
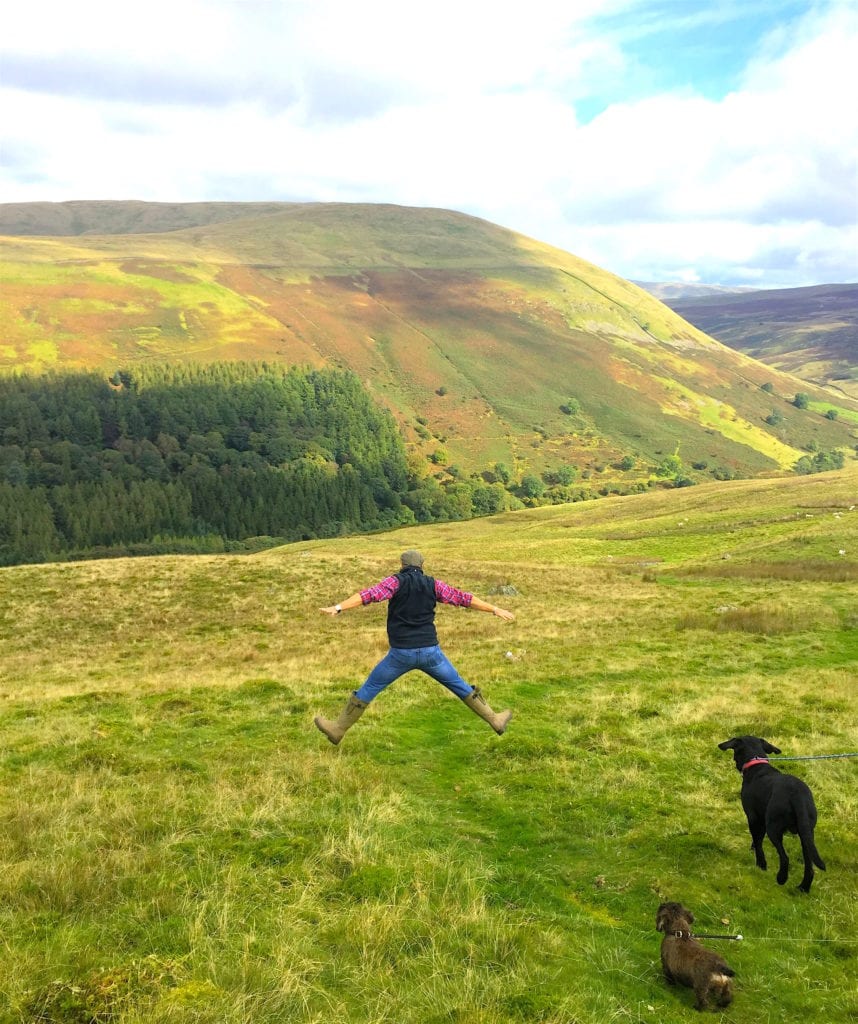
0,199,292,237
2,201,857,483
661,283,858,401
1,469,856,1022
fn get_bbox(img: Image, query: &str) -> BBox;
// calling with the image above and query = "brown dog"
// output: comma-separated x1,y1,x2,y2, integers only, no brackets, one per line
656,902,735,1011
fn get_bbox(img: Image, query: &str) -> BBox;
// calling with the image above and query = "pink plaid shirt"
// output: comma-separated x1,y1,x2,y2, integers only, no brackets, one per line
361,575,473,608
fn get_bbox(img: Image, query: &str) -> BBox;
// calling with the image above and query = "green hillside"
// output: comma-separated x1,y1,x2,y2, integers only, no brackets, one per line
2,201,856,485
1,469,856,1022
0,199,292,237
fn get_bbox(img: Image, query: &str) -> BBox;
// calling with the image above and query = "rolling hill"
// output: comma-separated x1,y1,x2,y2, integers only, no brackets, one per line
2,201,856,483
657,283,858,401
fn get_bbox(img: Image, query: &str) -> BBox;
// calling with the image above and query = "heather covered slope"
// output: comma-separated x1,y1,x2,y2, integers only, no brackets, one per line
2,202,856,479
663,283,858,401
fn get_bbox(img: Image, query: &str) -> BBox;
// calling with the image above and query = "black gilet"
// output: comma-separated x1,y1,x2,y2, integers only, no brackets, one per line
387,565,438,648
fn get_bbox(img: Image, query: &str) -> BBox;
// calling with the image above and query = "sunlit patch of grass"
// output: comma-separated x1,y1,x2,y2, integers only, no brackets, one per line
808,399,858,424
650,373,804,467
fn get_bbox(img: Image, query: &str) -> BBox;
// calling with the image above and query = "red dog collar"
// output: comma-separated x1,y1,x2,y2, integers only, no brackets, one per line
742,757,770,772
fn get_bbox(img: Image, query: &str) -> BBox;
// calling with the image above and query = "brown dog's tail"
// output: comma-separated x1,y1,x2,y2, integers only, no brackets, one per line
712,971,735,1008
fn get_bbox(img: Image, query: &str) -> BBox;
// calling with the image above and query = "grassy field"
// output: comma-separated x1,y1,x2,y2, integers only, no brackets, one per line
1,468,857,1023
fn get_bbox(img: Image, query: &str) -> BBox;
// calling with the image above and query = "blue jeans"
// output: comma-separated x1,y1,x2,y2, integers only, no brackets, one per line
354,645,474,702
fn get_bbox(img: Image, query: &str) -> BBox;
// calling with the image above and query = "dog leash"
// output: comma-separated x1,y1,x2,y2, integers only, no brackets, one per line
673,930,743,942
766,752,858,761
667,930,858,945
677,934,858,944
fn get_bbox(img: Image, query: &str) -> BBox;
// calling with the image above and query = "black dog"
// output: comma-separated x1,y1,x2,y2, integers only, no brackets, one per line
719,736,825,893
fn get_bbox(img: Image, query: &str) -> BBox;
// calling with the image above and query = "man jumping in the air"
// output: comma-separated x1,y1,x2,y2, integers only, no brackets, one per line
315,549,515,745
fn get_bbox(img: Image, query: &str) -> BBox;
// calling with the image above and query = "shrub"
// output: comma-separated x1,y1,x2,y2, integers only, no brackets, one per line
793,392,810,409
519,474,545,499
795,450,846,474
655,454,683,477
554,464,578,485
471,482,507,515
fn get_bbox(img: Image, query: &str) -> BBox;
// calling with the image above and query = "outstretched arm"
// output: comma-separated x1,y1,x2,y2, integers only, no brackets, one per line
468,596,515,621
322,574,400,615
320,592,363,616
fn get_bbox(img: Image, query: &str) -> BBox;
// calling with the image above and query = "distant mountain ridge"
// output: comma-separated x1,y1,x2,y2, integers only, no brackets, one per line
634,281,757,300
656,283,858,400
2,200,856,484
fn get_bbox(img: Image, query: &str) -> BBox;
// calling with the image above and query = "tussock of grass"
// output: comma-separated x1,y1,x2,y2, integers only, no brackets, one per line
677,604,833,635
684,558,858,582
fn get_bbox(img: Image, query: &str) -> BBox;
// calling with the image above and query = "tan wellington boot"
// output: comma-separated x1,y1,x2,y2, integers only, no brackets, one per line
462,686,512,735
314,693,369,745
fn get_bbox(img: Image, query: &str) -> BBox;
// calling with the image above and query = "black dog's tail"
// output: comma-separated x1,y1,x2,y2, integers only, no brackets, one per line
796,801,826,871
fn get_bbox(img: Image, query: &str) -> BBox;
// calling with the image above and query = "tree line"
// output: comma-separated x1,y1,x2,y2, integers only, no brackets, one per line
0,363,418,565
5,363,844,567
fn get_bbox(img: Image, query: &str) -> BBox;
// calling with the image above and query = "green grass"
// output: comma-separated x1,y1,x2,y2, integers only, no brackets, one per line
808,400,858,425
1,468,857,1023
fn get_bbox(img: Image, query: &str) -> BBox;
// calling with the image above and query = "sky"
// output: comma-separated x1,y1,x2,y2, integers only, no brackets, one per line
2,0,857,288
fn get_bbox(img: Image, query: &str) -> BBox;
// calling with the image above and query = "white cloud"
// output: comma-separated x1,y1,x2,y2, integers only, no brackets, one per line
1,0,856,286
